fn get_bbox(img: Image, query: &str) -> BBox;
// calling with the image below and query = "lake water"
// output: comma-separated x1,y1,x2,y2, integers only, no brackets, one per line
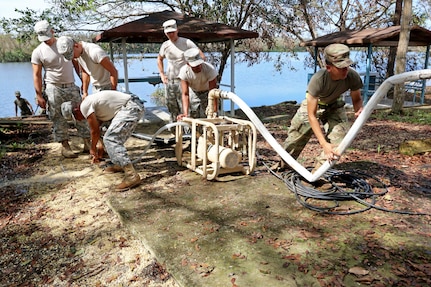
0,52,311,118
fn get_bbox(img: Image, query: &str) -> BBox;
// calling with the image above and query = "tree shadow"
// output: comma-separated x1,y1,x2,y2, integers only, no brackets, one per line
335,160,431,197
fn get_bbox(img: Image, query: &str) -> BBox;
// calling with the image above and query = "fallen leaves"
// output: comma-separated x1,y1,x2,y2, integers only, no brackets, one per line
141,260,171,282
189,262,215,277
348,266,370,275
232,253,247,260
1,105,431,286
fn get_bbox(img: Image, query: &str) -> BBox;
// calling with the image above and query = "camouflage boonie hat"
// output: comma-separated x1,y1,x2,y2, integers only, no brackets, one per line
324,43,354,68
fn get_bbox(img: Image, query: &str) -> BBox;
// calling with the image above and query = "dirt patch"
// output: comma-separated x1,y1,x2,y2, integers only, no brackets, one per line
0,123,180,286
1,103,431,286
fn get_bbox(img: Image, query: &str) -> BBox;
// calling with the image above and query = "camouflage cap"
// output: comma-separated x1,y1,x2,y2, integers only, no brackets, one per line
324,43,354,68
184,48,204,67
163,19,177,33
34,20,53,42
61,101,81,121
57,36,75,61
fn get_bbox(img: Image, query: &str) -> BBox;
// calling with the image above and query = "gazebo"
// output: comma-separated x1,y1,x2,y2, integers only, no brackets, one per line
93,10,259,112
300,25,431,104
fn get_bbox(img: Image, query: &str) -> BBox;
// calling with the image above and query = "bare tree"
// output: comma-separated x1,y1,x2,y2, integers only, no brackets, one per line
260,0,395,69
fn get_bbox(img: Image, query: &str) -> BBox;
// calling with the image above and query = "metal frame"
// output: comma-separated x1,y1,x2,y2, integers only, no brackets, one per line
175,116,257,180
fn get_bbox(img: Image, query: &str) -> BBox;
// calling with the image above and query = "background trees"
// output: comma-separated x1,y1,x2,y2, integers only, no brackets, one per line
1,1,429,69
1,0,430,112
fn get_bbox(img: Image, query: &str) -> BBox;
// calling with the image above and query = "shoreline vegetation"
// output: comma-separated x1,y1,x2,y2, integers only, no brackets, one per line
0,33,305,63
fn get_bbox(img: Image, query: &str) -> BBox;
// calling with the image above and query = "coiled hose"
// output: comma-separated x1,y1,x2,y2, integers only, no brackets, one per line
261,158,430,216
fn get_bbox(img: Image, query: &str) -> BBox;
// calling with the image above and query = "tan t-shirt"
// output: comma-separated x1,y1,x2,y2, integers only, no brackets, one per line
159,37,198,80
77,42,111,87
31,39,75,84
80,90,131,122
178,62,218,92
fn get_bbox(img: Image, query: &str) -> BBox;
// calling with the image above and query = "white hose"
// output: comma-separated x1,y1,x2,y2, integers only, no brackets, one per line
210,69,431,182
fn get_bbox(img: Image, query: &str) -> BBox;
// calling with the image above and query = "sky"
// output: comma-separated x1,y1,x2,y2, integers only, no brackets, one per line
1,0,50,19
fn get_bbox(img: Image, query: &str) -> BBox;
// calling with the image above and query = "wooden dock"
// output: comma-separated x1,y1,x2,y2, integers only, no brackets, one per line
0,116,52,128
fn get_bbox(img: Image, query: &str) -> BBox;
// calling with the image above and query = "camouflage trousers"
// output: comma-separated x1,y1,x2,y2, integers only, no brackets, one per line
45,83,90,142
282,98,350,165
165,80,207,121
165,80,182,122
92,83,112,94
103,96,145,167
188,90,209,119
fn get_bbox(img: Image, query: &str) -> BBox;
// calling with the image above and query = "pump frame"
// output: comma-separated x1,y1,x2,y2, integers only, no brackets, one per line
175,116,257,180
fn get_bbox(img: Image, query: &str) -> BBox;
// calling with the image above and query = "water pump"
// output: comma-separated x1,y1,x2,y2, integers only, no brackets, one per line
175,99,257,180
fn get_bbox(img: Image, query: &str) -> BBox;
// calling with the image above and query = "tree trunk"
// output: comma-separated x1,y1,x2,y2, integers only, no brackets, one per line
391,0,412,113
386,0,403,78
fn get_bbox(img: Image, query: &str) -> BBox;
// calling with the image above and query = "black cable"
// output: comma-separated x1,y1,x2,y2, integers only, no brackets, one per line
259,155,430,216
283,168,379,215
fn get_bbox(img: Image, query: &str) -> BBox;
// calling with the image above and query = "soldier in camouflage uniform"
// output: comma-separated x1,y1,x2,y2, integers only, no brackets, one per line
31,20,90,158
14,91,34,117
56,36,118,99
177,48,218,120
281,43,363,171
67,90,145,191
157,19,205,123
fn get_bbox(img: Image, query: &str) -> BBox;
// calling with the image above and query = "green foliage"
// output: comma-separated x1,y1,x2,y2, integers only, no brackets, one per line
0,6,70,62
149,86,167,107
0,8,61,42
0,126,32,160
0,49,30,63
9,141,27,150
0,0,430,73
0,34,37,62
61,0,97,13
371,108,431,125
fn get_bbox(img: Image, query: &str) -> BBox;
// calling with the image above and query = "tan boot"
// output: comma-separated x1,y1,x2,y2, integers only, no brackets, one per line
104,164,124,174
61,140,78,158
82,138,91,153
115,164,141,191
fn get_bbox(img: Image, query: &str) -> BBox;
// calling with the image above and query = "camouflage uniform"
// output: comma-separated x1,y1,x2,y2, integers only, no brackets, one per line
165,80,182,122
283,98,351,165
158,26,200,123
178,56,218,119
103,96,145,167
93,83,112,94
282,43,363,168
188,90,209,118
14,97,32,116
45,83,89,142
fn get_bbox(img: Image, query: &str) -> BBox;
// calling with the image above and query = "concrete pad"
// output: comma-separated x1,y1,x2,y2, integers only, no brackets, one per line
108,170,321,287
